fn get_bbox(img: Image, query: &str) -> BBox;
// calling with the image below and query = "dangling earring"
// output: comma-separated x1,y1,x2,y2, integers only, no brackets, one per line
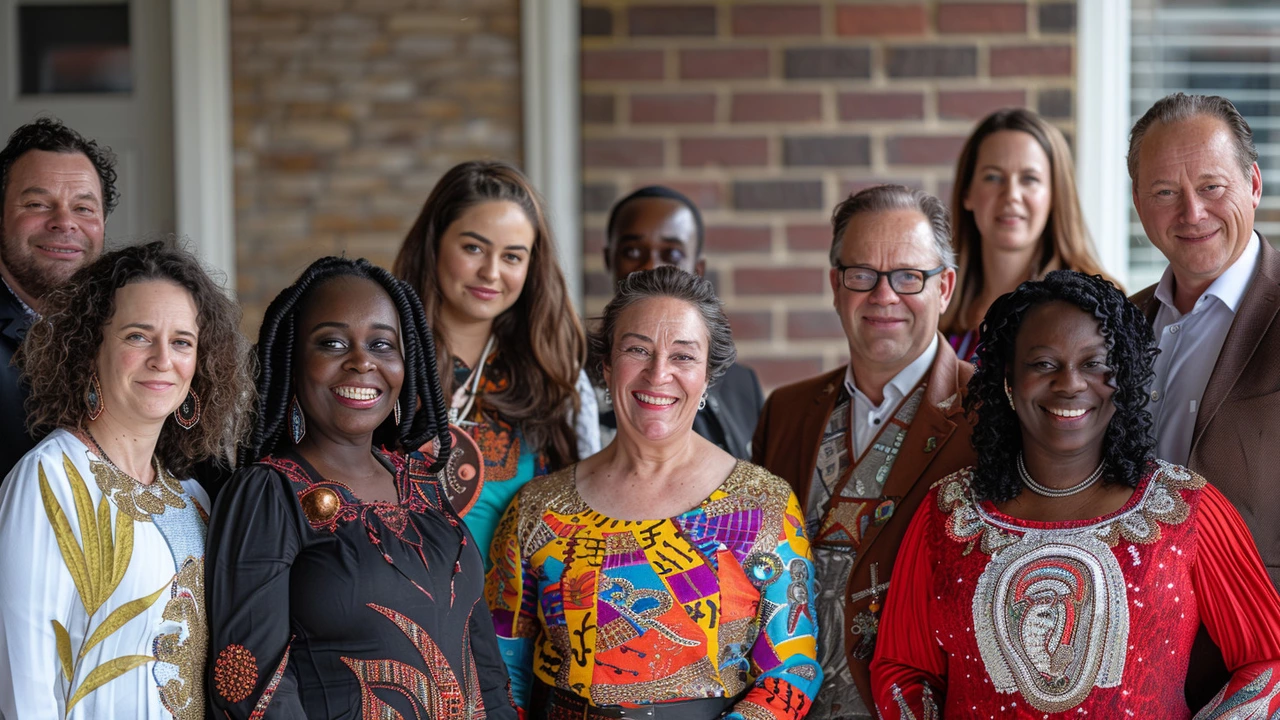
393,399,402,427
174,388,201,429
1004,379,1016,411
86,372,104,421
289,396,306,444
604,388,612,406
698,392,708,411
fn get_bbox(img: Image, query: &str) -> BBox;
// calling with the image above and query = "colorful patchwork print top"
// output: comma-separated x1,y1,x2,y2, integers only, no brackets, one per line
485,461,822,719
872,461,1280,719
0,429,209,720
205,449,517,719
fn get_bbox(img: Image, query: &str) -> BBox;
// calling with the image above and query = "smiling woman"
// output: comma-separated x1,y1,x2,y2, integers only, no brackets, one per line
871,270,1280,719
205,257,517,719
0,240,253,719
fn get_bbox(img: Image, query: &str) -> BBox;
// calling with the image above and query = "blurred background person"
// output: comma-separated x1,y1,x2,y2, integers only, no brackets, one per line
486,266,820,719
207,257,516,718
600,185,763,459
0,241,252,718
873,271,1280,718
941,108,1113,360
393,160,596,563
0,117,117,477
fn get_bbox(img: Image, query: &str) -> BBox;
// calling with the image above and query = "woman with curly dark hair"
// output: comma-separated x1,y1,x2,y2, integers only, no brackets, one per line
871,270,1280,718
205,257,516,719
393,160,597,563
0,240,253,718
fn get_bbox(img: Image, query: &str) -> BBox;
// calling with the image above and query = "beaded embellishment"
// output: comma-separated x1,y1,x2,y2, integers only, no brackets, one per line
214,644,258,703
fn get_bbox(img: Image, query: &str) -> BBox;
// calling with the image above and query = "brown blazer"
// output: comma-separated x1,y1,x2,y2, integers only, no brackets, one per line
751,335,976,707
1131,234,1280,589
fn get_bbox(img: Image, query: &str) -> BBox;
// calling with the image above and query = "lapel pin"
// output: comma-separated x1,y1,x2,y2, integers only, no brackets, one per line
924,437,937,453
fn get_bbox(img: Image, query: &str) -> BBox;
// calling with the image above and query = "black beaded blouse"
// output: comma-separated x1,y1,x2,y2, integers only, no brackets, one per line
205,448,516,719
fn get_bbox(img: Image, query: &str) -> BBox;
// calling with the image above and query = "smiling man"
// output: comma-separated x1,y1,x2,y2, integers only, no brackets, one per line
0,118,116,476
752,185,977,719
1127,93,1280,706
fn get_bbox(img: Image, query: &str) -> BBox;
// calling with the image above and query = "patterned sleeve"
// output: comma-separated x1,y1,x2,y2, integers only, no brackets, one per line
729,491,822,720
870,493,945,719
1191,483,1280,716
205,465,307,719
485,491,538,710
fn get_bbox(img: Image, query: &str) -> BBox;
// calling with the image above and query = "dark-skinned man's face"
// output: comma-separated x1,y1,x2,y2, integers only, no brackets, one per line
605,197,705,284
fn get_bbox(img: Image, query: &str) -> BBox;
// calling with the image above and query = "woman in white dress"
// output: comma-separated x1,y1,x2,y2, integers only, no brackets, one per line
0,241,253,719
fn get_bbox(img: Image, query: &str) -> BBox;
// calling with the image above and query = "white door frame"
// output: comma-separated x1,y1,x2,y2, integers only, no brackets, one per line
171,0,235,293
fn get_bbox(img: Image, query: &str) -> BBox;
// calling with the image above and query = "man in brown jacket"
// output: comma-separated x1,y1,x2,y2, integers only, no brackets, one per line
1128,92,1280,707
752,185,976,718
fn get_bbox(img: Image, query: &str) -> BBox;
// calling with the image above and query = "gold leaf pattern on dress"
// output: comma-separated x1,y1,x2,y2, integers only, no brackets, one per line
53,620,73,678
66,655,155,712
66,454,102,606
89,455,186,522
40,461,92,613
156,556,207,720
79,582,167,660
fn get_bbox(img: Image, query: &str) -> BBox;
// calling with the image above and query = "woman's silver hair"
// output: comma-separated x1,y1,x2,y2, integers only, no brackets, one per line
829,184,956,270
1127,92,1258,183
588,266,736,388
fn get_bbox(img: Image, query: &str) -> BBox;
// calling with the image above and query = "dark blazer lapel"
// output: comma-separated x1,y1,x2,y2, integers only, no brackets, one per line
0,283,30,346
1194,235,1280,446
852,337,962,562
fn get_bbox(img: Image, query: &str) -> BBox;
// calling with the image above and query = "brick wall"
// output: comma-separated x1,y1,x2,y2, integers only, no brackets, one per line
580,0,1078,390
231,0,522,333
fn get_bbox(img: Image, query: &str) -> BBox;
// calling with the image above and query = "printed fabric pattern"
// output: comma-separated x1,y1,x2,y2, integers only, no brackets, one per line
485,461,822,720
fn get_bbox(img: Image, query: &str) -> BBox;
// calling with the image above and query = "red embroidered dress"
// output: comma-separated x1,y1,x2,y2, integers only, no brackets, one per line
871,461,1280,718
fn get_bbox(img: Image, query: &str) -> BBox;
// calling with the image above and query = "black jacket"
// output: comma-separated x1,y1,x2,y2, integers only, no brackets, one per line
599,362,765,460
0,282,36,481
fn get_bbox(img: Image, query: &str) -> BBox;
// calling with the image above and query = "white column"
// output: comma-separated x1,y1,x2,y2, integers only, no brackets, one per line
522,0,583,311
171,0,236,295
1075,0,1132,287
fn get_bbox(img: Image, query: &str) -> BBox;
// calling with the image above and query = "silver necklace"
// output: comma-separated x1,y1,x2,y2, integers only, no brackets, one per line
1017,452,1105,498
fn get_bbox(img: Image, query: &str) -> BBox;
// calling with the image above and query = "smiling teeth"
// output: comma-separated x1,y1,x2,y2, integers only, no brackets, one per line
635,392,676,406
335,386,380,400
1048,407,1087,418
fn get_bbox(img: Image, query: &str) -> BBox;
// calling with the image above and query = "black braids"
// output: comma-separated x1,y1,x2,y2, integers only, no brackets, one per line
965,270,1158,503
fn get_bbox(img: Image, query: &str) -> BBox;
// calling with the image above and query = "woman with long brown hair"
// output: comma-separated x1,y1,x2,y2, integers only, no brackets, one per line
393,160,596,563
941,107,1116,359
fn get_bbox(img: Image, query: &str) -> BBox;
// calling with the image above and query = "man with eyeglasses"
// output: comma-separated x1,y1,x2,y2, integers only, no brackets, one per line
752,184,977,719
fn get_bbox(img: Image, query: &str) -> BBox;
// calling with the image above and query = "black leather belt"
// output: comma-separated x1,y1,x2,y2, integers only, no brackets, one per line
537,682,738,720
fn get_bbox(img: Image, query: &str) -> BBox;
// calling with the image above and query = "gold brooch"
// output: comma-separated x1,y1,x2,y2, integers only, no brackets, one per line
300,487,341,524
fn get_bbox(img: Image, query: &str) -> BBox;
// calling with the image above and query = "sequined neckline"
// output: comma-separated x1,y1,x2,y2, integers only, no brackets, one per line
87,452,187,522
976,462,1156,533
284,448,405,508
567,459,746,525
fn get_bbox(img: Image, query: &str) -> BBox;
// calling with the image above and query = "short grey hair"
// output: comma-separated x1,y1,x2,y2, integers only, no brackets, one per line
588,266,736,388
1127,92,1258,183
829,184,956,270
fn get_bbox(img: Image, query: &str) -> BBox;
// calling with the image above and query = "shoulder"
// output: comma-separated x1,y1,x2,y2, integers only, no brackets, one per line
514,465,580,513
762,366,845,413
0,428,91,507
1129,282,1158,310
720,461,796,509
931,466,978,512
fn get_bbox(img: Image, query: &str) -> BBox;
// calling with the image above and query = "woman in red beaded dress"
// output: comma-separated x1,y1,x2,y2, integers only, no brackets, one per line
872,270,1280,718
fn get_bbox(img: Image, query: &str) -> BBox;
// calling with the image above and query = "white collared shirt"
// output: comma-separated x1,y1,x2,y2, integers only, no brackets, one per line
1150,232,1261,465
844,335,938,459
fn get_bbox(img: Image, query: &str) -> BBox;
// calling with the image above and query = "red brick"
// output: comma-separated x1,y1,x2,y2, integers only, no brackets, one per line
261,152,322,171
731,92,822,123
726,311,772,342
582,49,664,81
679,48,770,80
733,180,825,210
751,357,826,391
787,224,832,252
990,45,1073,77
938,90,1028,120
886,135,967,166
628,5,716,36
705,226,772,253
680,137,770,167
787,310,845,340
583,138,665,169
732,4,821,36
734,267,826,295
582,93,615,124
838,91,925,121
633,179,726,210
938,3,1028,34
836,4,927,36
840,178,926,196
630,93,717,124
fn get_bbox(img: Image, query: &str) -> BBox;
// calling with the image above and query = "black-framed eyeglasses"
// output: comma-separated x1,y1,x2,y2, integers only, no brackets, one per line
835,265,946,295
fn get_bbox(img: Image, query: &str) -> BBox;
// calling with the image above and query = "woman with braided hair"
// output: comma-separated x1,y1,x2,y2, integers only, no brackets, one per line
871,270,1280,718
393,160,598,564
205,257,516,718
